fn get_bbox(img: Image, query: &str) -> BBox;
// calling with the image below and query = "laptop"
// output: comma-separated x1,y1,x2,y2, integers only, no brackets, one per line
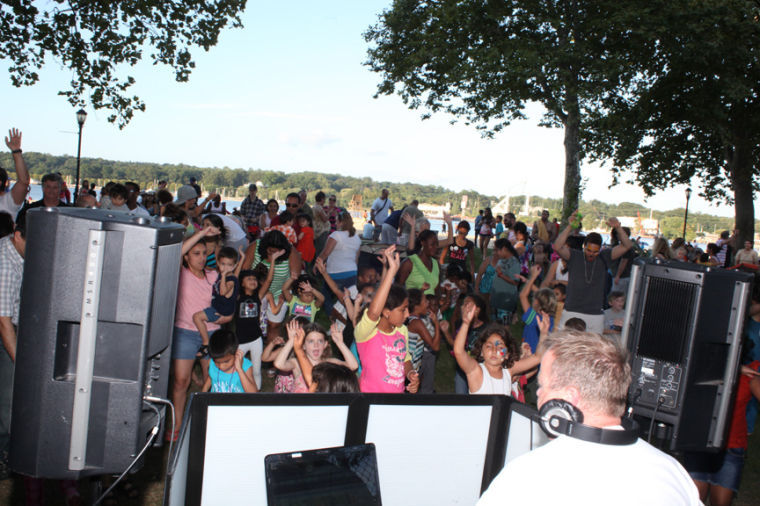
264,443,382,506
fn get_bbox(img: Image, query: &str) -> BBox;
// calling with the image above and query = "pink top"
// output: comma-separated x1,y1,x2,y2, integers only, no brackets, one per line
174,266,221,332
355,311,411,393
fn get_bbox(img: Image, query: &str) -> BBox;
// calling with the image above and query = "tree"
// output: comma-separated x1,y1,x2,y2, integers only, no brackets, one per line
0,1,246,127
587,0,760,246
365,0,640,220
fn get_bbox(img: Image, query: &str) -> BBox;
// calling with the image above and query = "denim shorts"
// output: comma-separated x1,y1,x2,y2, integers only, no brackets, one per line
171,326,204,360
203,307,221,323
686,447,745,492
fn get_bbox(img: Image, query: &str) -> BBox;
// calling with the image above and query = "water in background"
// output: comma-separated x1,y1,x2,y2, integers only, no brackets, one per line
29,185,693,250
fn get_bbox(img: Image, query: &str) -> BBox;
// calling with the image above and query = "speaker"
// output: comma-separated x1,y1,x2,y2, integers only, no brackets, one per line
622,257,753,451
10,208,184,479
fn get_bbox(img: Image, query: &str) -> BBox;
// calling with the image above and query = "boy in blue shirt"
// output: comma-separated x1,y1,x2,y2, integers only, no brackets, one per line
202,329,258,393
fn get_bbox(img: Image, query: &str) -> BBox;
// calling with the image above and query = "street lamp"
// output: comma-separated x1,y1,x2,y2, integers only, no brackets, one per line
74,109,87,203
682,187,692,239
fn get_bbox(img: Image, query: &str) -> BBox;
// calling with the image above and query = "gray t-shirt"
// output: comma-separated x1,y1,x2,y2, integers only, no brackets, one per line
565,247,612,315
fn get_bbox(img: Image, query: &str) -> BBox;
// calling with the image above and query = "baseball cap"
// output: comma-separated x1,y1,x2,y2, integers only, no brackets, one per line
175,185,198,205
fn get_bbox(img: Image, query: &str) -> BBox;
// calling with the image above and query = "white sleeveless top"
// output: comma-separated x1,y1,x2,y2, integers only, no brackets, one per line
470,363,512,396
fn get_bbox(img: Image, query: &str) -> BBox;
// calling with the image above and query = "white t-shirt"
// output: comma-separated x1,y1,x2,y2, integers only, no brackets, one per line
326,230,361,274
0,191,22,219
477,434,701,506
470,363,512,395
370,197,392,225
217,214,247,243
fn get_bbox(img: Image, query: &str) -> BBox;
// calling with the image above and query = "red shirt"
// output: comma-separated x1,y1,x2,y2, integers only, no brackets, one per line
296,226,315,262
727,360,759,449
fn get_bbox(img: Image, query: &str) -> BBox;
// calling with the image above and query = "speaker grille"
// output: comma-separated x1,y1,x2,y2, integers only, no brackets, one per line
636,276,697,364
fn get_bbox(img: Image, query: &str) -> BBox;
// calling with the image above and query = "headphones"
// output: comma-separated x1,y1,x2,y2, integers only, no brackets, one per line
535,399,640,446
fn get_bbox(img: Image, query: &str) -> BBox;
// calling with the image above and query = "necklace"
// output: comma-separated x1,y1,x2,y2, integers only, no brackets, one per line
584,258,595,284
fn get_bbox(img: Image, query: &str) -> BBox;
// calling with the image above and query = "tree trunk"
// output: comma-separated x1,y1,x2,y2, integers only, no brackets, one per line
729,138,755,251
561,92,582,224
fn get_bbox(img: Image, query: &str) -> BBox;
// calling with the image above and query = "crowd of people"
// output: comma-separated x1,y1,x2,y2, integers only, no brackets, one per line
1,130,759,504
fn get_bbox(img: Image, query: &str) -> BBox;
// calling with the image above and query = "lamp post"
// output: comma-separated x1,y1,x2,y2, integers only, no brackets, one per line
682,187,692,239
74,109,87,202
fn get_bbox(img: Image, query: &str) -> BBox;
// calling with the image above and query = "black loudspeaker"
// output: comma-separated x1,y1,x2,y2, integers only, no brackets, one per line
10,208,184,479
622,257,753,451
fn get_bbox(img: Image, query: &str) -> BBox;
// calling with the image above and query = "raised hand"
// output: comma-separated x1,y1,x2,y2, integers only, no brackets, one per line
461,300,477,325
330,322,344,345
384,244,400,272
606,217,621,229
421,282,431,291
314,257,326,272
299,281,313,293
440,320,450,333
530,264,542,277
234,349,245,370
203,224,221,236
401,213,415,226
285,319,300,342
5,128,22,151
293,325,305,350
443,211,452,224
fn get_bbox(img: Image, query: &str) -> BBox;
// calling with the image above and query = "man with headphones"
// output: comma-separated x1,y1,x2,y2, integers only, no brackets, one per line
477,331,700,505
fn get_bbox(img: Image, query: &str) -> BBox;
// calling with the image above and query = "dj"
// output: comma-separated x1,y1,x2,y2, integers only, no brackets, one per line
477,331,700,505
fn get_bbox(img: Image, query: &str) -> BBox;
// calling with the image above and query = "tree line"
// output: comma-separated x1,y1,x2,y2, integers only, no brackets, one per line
0,151,745,240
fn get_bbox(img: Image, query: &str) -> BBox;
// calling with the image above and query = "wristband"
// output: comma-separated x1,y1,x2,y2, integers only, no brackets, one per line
11,149,21,154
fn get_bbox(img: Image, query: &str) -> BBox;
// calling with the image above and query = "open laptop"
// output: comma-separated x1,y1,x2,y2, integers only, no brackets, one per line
264,443,382,506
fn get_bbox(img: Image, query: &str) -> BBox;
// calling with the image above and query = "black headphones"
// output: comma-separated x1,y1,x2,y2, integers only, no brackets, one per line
535,399,640,446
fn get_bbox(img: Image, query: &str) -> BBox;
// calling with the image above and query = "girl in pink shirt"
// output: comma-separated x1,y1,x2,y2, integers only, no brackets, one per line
354,245,420,393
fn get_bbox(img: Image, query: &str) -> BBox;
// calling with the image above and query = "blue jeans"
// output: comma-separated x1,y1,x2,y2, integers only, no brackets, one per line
323,273,357,315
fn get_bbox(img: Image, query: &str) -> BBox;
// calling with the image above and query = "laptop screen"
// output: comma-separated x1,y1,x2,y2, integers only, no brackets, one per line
265,443,382,506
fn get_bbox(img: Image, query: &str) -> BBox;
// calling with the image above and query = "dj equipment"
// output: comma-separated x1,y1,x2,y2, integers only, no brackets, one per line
166,393,538,506
537,399,639,445
265,444,382,506
622,257,753,451
10,208,184,479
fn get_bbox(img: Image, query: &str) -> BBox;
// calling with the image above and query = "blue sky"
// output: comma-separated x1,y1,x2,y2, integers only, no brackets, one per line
0,1,737,218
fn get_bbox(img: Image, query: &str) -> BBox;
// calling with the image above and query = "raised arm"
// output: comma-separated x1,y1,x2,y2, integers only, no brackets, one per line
367,245,401,321
608,217,633,260
257,250,284,299
273,321,298,373
540,260,559,289
438,213,455,248
553,210,578,261
261,336,285,362
301,280,324,308
453,302,480,376
509,311,550,377
5,129,29,205
281,275,296,303
291,323,313,387
314,257,343,300
181,226,217,257
234,349,259,393
520,265,541,313
329,322,359,371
